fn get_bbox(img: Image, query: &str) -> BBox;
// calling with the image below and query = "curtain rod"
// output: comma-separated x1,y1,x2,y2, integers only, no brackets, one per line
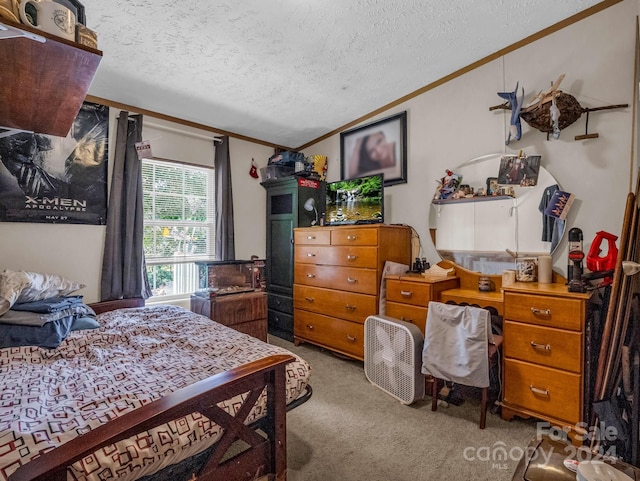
144,121,223,143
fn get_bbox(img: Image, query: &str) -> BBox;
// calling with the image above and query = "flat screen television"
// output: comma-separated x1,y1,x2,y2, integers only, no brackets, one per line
325,174,384,225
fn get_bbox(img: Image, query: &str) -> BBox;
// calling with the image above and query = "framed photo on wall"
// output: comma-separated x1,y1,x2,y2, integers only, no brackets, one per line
340,111,407,186
0,101,109,225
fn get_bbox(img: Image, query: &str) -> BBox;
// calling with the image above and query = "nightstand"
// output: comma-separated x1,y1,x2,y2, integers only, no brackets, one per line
190,291,268,342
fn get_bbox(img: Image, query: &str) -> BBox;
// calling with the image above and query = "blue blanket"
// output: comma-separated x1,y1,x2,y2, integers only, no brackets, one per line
10,295,84,313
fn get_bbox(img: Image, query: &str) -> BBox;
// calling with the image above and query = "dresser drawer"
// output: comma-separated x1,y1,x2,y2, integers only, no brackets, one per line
386,279,432,307
331,228,378,246
294,245,378,268
504,320,582,372
295,309,364,359
504,292,583,331
294,264,378,295
294,284,377,323
268,309,293,338
385,301,428,334
294,229,331,246
268,292,293,314
504,359,582,424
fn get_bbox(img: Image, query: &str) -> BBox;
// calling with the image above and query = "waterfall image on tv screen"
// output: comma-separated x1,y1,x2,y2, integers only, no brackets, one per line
325,174,384,225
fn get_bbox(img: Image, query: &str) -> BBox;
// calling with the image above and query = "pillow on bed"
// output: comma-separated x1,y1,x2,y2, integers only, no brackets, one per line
71,316,100,331
0,270,85,316
0,270,28,317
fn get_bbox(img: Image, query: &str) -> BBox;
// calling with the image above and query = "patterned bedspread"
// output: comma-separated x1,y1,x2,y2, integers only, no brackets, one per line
0,305,311,481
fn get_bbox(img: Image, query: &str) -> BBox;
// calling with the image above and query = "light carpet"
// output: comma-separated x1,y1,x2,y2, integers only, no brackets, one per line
270,335,541,481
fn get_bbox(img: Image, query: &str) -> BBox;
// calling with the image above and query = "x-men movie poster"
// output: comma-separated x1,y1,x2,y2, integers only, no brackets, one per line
0,102,109,225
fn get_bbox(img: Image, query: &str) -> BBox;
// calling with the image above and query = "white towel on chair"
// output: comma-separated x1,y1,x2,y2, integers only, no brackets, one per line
421,302,491,388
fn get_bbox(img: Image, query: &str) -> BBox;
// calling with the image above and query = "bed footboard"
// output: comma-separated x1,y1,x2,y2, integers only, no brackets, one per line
8,354,294,481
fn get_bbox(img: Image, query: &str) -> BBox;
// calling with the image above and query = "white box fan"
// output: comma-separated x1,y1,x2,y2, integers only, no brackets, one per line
364,315,425,405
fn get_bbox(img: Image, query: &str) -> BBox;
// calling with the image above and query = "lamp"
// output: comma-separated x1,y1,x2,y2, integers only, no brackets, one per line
303,197,318,226
622,260,640,276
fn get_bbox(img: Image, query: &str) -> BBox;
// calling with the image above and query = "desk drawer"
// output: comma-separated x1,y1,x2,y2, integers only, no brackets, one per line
504,292,582,331
331,228,378,246
294,264,378,295
295,309,364,359
294,229,331,245
294,245,378,268
385,301,428,334
504,359,581,424
294,284,377,323
386,279,432,307
504,321,582,373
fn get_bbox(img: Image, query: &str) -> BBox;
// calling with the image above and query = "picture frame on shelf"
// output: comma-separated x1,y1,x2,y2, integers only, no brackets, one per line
340,111,407,186
497,154,541,186
486,177,499,195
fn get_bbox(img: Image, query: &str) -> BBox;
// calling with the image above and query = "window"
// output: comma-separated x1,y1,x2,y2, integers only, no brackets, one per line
142,158,215,298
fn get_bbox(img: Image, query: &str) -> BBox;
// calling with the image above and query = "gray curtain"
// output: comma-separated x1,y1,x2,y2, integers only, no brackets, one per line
215,136,235,260
100,112,152,300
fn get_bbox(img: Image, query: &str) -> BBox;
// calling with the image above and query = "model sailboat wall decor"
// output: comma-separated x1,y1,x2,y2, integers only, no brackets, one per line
490,74,628,143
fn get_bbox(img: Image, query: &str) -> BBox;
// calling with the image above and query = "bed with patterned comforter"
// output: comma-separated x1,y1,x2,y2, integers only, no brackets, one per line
0,304,311,481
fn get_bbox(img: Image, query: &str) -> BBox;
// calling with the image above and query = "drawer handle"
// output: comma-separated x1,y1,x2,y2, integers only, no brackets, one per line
347,277,358,283
347,255,358,260
306,235,316,240
530,341,551,351
529,385,550,397
345,304,356,311
306,273,316,278
401,316,413,323
306,324,315,330
306,253,316,257
530,307,551,316
347,334,357,342
305,297,315,302
400,290,413,297
347,235,358,241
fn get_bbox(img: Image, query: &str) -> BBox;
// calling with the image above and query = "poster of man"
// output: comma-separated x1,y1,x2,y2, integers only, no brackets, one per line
0,102,109,224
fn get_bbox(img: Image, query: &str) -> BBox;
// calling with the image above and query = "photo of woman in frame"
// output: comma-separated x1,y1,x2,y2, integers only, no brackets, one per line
340,112,407,186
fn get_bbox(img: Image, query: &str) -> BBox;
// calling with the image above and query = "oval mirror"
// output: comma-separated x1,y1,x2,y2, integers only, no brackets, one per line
429,153,565,274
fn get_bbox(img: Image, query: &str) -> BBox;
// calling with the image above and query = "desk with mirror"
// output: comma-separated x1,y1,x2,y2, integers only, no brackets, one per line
422,154,594,442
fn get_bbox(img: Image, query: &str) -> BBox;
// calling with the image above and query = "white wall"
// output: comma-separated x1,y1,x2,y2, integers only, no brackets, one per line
0,110,274,303
0,0,636,300
308,0,637,276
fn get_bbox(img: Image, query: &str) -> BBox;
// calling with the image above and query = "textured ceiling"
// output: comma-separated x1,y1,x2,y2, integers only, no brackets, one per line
82,0,606,148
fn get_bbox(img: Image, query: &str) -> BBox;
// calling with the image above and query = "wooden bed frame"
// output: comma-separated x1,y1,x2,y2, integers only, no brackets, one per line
8,298,299,481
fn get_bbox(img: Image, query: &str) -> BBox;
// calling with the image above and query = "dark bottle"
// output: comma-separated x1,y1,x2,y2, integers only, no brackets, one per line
567,227,583,285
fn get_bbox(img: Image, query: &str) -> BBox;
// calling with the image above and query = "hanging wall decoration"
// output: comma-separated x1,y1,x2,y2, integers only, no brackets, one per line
0,101,109,225
490,74,628,143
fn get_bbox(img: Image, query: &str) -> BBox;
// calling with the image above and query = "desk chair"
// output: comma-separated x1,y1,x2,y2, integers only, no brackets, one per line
422,301,503,429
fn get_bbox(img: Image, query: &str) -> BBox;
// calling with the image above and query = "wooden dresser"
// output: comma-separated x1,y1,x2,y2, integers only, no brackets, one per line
190,291,268,342
501,282,593,443
384,274,459,335
293,224,411,360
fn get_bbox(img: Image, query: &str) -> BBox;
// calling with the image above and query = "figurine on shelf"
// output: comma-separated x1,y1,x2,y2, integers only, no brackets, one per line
435,169,462,200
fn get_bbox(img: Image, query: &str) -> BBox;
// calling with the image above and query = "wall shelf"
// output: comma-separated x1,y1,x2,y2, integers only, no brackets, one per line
432,195,514,205
0,19,102,137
